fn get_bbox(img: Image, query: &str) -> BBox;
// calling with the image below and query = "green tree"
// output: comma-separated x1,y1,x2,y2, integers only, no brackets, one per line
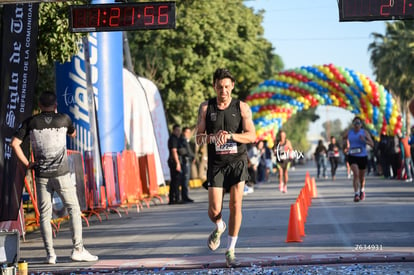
280,109,317,153
321,119,343,141
369,21,414,134
36,1,86,97
127,0,281,126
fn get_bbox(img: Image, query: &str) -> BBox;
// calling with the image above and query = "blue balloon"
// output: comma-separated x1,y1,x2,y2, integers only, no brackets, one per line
372,106,379,125
251,106,260,113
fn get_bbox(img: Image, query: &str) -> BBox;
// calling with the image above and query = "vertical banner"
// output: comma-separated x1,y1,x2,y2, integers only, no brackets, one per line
56,0,124,205
0,3,39,221
55,34,97,153
56,2,124,154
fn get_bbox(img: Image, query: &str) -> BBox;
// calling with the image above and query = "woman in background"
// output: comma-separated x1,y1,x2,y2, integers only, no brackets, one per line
328,136,341,180
344,116,374,202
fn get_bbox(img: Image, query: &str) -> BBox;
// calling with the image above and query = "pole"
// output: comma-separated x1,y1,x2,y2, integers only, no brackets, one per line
123,32,134,72
82,36,105,199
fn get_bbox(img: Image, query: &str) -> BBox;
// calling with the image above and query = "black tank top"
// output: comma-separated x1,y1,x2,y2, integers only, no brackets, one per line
206,98,247,167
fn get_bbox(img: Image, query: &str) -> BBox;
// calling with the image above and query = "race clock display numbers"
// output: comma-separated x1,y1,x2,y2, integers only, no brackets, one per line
69,1,176,32
339,0,414,21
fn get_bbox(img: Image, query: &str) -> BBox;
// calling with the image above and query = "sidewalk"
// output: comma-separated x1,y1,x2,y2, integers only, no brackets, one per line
20,163,414,273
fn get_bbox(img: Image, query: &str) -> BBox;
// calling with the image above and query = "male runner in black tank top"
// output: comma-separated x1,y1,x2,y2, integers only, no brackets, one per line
196,69,256,267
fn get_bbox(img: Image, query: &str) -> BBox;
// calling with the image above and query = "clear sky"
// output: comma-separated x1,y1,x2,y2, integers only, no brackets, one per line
246,0,388,138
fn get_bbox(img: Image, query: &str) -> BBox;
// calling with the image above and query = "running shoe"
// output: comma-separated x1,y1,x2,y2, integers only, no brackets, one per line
207,222,226,251
71,247,98,262
46,254,56,264
282,185,288,193
360,191,365,201
243,185,254,195
225,249,240,268
354,194,360,202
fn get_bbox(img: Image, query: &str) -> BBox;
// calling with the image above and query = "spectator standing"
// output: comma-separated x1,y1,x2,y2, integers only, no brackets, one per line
390,135,402,179
400,133,413,182
409,127,414,165
180,127,195,203
246,143,259,194
168,124,182,204
256,140,267,185
11,91,98,264
378,133,393,179
264,141,273,182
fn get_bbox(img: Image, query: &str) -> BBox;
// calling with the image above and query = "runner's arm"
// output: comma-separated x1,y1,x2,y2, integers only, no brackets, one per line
225,101,256,144
195,101,209,145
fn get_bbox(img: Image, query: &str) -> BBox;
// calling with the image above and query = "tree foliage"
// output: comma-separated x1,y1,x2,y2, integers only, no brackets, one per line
320,118,342,141
280,109,317,153
36,1,86,96
127,0,282,126
369,21,414,133
2,0,322,149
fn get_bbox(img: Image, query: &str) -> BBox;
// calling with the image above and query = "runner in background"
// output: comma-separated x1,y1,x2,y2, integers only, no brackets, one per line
273,130,293,193
344,116,374,202
327,136,341,181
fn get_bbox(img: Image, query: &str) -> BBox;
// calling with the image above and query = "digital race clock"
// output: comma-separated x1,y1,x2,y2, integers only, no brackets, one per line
339,0,414,21
69,1,176,32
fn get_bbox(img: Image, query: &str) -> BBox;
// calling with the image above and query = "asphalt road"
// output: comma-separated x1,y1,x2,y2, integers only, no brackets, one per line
19,161,414,274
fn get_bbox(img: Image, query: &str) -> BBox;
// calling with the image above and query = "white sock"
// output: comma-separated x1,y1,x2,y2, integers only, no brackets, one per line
361,188,365,192
227,235,238,251
216,220,225,231
355,192,359,196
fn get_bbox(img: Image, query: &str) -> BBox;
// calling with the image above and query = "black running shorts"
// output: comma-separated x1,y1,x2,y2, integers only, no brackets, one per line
207,159,249,193
347,155,368,170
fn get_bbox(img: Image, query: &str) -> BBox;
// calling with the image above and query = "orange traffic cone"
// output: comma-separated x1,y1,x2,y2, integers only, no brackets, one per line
311,177,318,198
299,191,308,222
295,200,305,237
304,184,312,206
305,171,310,183
286,203,303,242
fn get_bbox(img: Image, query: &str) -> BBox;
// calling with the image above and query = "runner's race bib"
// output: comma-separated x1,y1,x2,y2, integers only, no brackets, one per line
216,142,237,155
349,147,362,155
328,151,340,157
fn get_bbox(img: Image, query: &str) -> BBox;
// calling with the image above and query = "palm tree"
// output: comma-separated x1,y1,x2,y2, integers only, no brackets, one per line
368,21,414,134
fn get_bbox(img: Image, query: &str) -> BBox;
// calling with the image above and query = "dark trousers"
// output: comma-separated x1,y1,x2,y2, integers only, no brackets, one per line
329,157,339,177
257,163,266,183
181,159,191,201
380,153,391,178
168,160,180,203
316,156,326,178
248,166,257,185
391,153,401,178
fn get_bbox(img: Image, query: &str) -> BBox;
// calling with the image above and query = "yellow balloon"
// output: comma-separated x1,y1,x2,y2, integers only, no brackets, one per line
268,140,274,149
367,106,373,117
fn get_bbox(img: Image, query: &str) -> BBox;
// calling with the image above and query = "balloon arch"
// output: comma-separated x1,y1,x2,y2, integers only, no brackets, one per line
246,64,403,148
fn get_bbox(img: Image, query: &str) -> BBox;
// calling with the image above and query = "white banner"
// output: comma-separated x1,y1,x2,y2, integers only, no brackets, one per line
123,69,171,183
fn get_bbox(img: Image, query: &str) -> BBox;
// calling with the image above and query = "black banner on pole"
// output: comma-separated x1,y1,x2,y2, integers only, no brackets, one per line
0,3,39,221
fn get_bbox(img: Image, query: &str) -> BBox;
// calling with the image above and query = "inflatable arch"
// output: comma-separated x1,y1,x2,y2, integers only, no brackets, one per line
246,64,403,147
